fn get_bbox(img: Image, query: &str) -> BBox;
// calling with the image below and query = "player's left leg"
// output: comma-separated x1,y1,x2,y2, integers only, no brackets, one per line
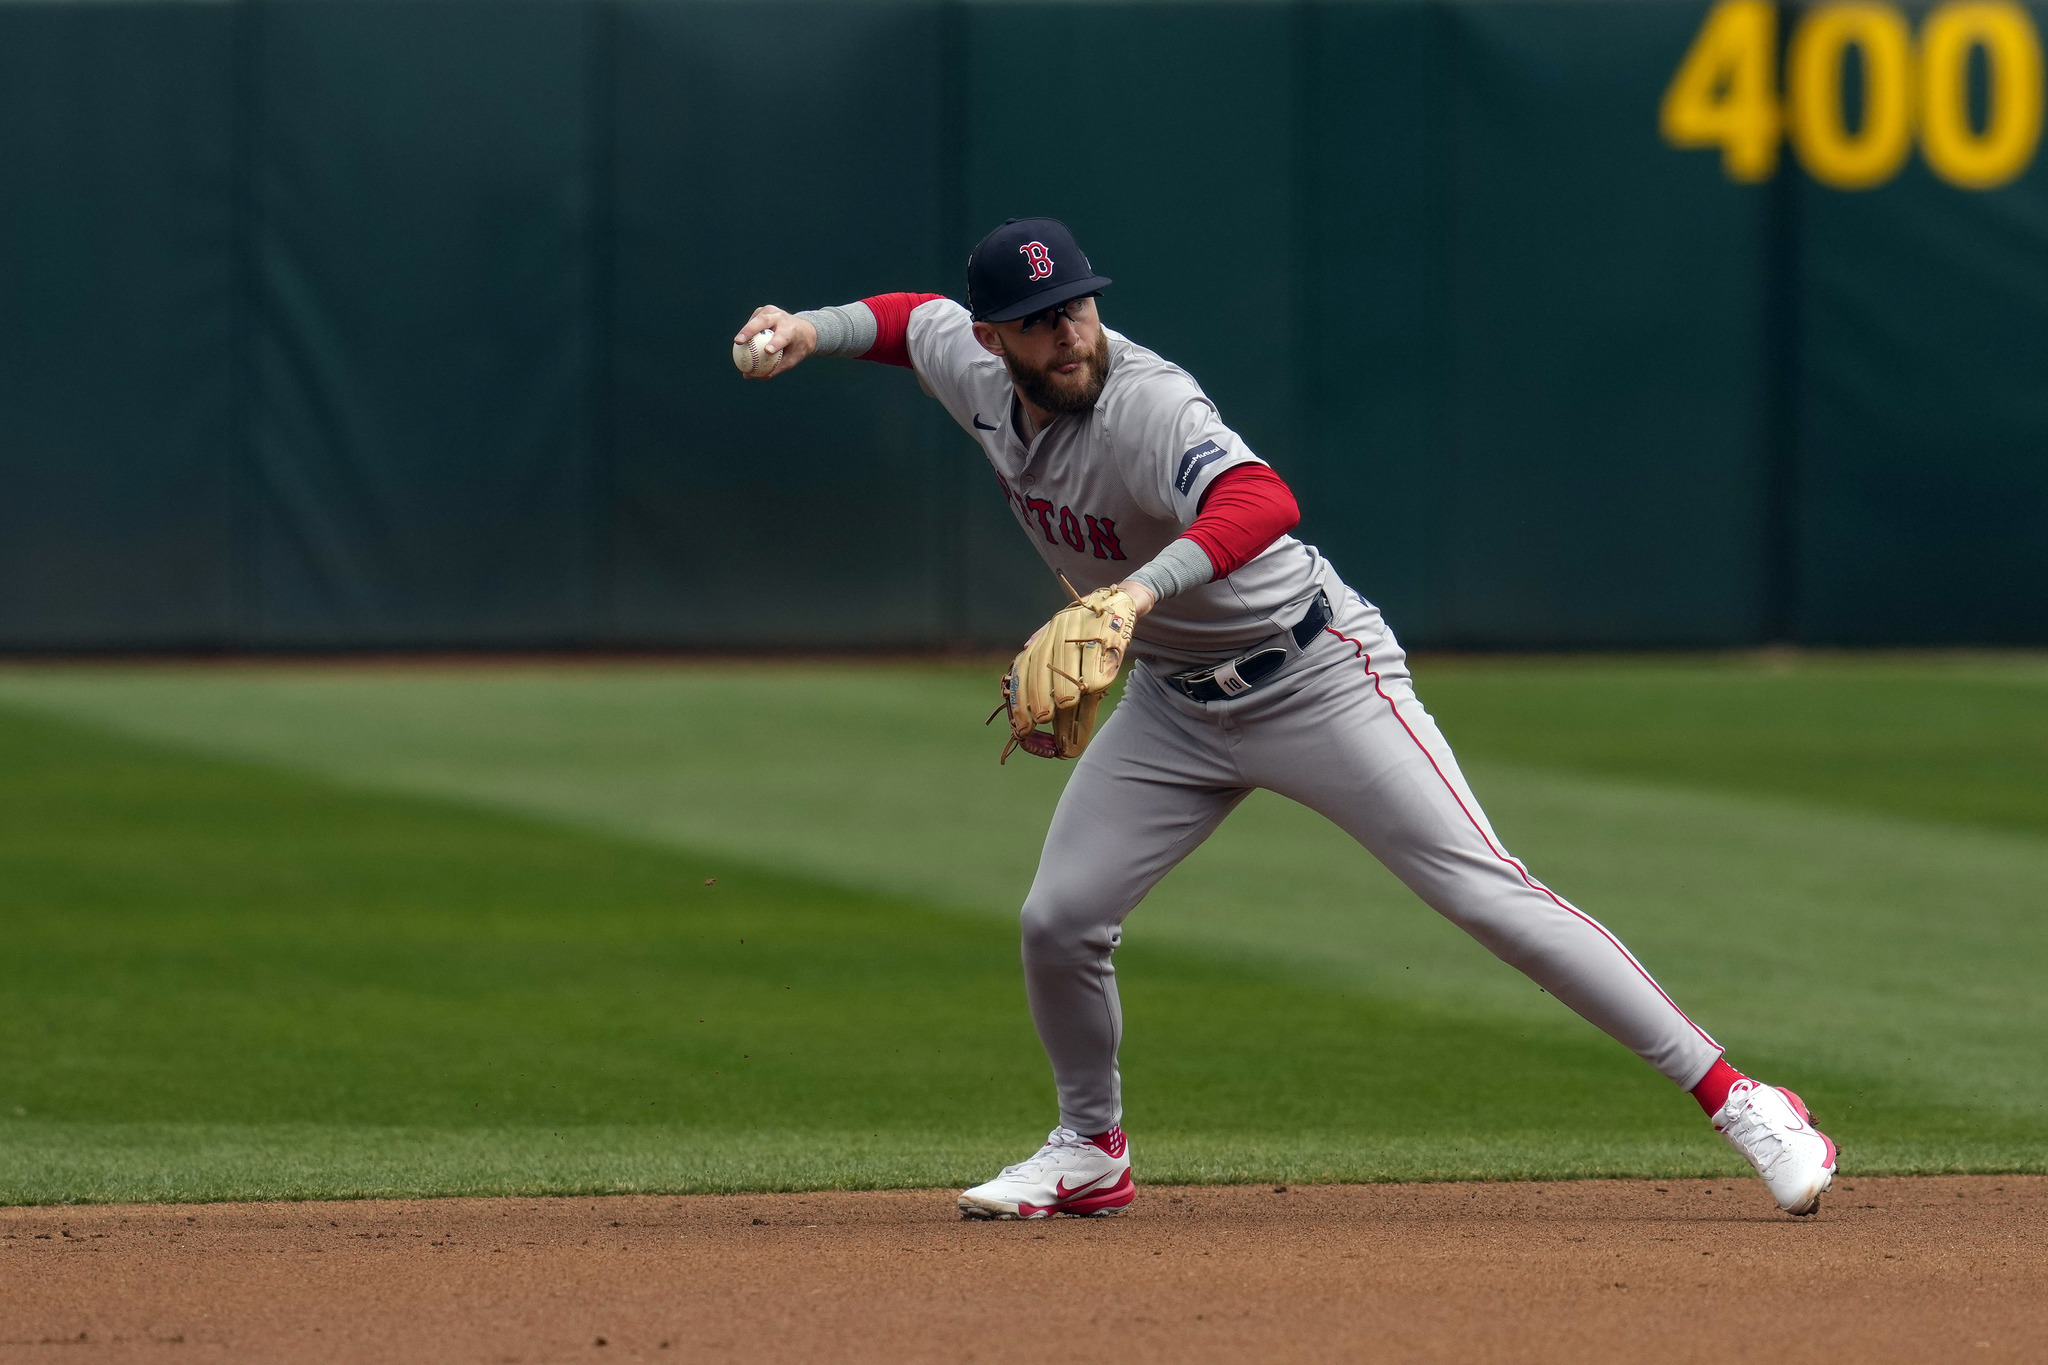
1236,596,1723,1089
1231,589,1835,1214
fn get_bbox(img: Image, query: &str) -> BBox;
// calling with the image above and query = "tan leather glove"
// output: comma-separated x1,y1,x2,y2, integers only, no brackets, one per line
998,587,1138,762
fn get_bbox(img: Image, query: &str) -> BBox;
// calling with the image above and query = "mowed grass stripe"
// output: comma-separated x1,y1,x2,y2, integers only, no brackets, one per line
3,702,2036,1205
1415,655,2048,838
7,652,2046,841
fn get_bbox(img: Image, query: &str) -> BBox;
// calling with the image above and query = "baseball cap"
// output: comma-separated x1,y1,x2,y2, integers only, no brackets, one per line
966,217,1113,322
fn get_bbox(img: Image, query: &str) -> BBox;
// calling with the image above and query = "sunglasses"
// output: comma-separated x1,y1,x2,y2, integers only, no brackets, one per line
1017,294,1098,333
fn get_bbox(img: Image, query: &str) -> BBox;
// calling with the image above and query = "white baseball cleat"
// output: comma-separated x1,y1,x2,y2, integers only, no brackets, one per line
958,1125,1135,1220
1714,1079,1838,1216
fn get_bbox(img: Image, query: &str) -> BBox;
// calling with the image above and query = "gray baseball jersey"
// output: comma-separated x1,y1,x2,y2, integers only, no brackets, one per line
906,298,1327,666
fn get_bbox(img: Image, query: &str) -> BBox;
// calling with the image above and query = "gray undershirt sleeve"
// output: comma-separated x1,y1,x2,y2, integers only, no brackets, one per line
1125,537,1216,602
795,302,878,358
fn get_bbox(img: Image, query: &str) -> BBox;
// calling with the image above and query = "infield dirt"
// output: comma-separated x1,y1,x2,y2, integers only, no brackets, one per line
2,1175,2039,1363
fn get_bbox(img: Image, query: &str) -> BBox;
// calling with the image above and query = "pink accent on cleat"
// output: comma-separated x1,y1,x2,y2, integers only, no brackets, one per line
1016,1169,1135,1218
1778,1089,1839,1170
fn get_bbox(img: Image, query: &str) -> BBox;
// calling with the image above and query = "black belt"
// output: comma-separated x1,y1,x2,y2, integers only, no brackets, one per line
1169,591,1332,703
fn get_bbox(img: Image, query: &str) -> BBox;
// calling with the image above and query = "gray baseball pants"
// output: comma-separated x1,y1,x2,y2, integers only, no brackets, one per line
1020,586,1724,1136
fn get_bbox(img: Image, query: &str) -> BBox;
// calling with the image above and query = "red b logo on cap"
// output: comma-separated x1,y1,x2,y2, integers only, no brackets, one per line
1019,241,1054,281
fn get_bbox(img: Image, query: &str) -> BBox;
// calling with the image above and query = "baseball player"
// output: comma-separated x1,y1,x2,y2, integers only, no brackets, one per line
732,217,1837,1219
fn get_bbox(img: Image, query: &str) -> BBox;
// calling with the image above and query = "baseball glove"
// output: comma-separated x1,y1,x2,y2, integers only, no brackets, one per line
996,584,1138,762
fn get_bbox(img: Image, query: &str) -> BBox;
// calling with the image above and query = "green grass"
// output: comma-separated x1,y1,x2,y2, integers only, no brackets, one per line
1416,653,2048,838
0,653,2042,1202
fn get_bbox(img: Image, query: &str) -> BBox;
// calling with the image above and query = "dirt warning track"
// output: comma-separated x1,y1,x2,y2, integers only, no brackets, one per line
2,1175,2040,1363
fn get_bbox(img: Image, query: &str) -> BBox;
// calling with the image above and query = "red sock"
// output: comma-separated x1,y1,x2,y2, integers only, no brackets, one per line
1690,1057,1747,1116
1085,1126,1127,1159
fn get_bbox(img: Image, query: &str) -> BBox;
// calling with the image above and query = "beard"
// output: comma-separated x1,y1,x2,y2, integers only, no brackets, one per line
1002,330,1112,415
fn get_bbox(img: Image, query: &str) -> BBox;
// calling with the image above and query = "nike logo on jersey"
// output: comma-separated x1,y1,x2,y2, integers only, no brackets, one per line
973,413,1000,431
1175,439,1230,495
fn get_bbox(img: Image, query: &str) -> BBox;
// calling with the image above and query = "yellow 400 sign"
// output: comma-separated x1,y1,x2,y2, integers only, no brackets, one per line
1663,0,2044,188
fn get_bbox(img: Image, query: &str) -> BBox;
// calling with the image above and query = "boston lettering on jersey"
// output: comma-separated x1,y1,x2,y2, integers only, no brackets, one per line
994,471,1129,561
907,298,1328,660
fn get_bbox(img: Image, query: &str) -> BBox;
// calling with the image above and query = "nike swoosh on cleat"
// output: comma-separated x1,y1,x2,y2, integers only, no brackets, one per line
1053,1172,1115,1201
973,413,1000,430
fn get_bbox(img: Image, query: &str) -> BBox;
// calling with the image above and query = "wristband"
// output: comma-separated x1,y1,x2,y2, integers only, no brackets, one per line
1125,537,1215,603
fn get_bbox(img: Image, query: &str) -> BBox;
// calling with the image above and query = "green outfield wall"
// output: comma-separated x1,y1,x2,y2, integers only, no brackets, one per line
3,0,2044,650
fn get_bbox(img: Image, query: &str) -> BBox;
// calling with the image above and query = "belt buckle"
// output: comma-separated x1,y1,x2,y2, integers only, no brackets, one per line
1174,663,1221,698
1176,646,1286,701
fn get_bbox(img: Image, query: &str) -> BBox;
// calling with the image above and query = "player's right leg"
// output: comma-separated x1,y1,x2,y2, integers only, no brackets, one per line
958,673,1247,1220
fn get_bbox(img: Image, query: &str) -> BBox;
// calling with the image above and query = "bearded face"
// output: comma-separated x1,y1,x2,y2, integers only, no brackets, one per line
1001,328,1112,416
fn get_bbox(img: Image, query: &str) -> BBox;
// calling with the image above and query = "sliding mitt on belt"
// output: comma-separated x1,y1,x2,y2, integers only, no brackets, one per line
996,583,1138,762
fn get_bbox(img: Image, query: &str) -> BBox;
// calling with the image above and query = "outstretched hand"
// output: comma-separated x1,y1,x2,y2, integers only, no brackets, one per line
732,306,818,380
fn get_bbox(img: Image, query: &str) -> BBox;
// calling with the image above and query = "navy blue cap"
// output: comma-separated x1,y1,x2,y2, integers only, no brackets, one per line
966,218,1113,322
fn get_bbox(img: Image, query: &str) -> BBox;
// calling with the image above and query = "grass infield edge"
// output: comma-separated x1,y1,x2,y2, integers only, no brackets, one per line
1,1122,2042,1206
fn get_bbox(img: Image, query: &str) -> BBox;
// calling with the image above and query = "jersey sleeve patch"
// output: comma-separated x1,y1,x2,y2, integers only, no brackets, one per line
1174,440,1231,496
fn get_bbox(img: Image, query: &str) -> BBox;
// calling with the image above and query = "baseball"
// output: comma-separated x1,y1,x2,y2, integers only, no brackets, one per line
732,329,781,378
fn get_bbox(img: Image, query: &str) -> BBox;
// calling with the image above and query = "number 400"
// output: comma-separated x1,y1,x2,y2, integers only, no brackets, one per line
1662,0,2044,189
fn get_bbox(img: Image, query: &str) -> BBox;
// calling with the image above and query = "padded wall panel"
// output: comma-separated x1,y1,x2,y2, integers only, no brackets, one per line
609,0,955,646
1793,108,2048,643
1297,0,1451,640
250,0,596,646
0,3,236,648
1440,0,1771,647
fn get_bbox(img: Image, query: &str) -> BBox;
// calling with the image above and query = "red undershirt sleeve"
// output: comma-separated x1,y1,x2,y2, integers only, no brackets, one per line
858,292,948,369
1179,463,1301,578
